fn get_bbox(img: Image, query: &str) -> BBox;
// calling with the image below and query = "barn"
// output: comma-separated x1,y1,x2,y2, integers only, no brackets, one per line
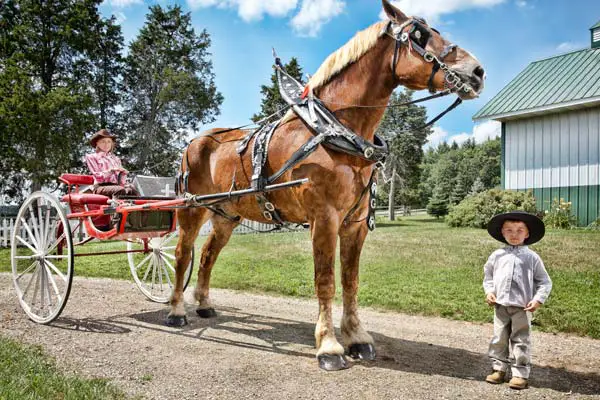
473,20,600,226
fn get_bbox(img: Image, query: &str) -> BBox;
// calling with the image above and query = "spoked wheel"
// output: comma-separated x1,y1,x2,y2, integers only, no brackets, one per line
127,231,194,303
10,192,74,324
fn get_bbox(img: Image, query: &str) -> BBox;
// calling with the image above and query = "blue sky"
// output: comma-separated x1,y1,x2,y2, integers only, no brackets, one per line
99,0,600,148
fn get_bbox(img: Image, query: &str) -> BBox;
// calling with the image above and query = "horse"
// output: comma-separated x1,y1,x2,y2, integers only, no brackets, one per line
168,0,485,371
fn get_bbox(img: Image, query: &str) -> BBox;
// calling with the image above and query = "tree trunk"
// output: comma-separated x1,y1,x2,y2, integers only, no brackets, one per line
388,167,396,221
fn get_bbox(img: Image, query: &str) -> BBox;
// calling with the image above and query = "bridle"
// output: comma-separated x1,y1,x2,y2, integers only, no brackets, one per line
384,18,474,95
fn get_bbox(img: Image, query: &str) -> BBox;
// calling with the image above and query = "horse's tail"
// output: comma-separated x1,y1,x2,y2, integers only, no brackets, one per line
175,143,191,195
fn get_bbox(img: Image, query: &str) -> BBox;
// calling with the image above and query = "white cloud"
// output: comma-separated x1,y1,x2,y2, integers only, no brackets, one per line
425,120,500,149
556,42,584,53
515,0,527,7
380,0,505,24
473,120,501,143
290,0,345,37
425,126,450,148
187,0,299,22
114,11,127,24
186,0,344,36
106,0,143,7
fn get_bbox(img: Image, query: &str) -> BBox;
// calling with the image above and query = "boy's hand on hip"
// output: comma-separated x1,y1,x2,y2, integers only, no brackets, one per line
485,293,496,306
524,301,541,312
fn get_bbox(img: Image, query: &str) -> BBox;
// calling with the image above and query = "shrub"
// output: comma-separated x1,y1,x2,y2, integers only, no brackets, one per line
587,218,600,231
544,198,577,229
446,189,538,228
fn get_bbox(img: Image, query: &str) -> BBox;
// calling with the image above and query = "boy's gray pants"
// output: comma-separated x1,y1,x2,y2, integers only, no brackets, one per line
488,304,532,379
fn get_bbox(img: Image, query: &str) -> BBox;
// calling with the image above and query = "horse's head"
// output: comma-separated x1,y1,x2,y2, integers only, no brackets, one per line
382,0,485,99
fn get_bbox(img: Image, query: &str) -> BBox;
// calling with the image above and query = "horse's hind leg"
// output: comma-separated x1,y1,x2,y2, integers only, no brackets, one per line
339,220,376,361
194,214,238,318
166,207,207,327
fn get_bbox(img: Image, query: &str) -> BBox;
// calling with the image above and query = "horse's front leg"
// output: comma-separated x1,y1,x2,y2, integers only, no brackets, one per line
311,214,347,371
339,219,376,361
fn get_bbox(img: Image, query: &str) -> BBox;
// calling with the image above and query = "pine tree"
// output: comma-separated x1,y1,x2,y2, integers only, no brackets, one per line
375,89,431,214
121,5,223,176
252,57,304,123
0,0,106,197
427,186,449,218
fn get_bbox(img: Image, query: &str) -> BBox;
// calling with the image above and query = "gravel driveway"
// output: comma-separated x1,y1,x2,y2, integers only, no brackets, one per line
1,273,599,399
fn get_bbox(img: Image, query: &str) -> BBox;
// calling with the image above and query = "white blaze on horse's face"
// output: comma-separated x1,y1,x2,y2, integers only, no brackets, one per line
382,0,485,100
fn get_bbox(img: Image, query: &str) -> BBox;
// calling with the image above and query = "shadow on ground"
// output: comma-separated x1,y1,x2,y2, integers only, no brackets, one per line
56,306,600,396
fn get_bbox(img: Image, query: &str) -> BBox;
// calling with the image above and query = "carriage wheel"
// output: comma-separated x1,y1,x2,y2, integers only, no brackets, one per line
127,231,194,303
10,192,74,324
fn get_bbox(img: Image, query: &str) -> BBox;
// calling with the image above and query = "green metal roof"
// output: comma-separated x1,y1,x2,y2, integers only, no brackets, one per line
591,20,600,30
473,47,600,121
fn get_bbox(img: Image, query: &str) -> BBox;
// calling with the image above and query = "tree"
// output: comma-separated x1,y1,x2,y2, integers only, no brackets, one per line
89,16,124,129
427,186,449,218
375,90,431,216
0,0,107,197
121,5,223,176
252,57,304,123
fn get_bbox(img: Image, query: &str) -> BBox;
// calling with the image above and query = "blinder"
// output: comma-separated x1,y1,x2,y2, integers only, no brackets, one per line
385,17,472,95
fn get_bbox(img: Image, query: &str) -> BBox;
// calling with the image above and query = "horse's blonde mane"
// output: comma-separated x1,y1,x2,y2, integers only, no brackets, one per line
281,20,388,124
308,20,388,90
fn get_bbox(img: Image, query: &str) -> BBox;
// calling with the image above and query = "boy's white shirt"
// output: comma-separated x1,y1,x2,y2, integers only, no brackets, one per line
483,245,552,307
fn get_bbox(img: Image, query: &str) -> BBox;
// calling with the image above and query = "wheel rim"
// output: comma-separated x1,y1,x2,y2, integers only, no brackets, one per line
127,231,194,303
11,192,74,324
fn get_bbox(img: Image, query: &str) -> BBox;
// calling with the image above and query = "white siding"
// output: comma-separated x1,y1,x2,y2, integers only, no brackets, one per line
504,107,600,189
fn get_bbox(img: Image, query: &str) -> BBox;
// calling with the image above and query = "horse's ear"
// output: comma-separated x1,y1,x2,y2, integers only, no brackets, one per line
382,0,408,23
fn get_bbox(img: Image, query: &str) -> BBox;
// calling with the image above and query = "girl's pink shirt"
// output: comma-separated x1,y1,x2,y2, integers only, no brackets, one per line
85,150,125,185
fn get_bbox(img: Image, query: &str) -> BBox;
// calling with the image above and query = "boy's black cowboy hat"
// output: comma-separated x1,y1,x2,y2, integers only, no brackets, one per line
487,211,545,245
90,129,116,147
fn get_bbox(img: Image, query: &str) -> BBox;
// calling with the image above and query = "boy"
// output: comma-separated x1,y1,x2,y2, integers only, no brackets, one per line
483,211,552,390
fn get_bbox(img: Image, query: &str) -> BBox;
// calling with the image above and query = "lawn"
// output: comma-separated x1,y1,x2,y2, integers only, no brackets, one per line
1,215,599,338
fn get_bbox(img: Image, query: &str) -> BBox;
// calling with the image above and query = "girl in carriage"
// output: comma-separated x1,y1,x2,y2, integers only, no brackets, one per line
85,129,138,197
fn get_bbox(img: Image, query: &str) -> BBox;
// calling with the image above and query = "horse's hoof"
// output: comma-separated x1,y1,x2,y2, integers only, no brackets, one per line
166,315,187,327
196,307,217,318
317,354,349,371
348,343,376,361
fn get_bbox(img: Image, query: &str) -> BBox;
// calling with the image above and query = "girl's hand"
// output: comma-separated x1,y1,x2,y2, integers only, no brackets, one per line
486,293,496,306
524,301,541,312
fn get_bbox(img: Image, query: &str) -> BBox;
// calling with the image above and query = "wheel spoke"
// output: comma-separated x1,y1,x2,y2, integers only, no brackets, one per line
38,204,46,249
43,207,52,250
16,261,37,280
28,205,41,246
16,235,39,254
162,245,176,251
21,263,40,300
46,231,66,255
44,259,67,283
44,255,69,259
135,253,153,272
160,253,176,274
161,252,176,261
20,219,39,249
43,262,62,300
160,257,174,286
142,255,154,282
14,255,35,260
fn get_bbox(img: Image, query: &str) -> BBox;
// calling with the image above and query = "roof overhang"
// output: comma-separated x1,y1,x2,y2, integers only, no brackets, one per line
473,95,600,122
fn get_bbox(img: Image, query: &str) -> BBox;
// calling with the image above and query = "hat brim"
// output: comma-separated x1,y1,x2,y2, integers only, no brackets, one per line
487,211,545,245
90,131,116,147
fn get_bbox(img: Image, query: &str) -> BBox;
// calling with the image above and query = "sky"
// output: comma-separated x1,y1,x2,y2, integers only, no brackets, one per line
99,0,600,148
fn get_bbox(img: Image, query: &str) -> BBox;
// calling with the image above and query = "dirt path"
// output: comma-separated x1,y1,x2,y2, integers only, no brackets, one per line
1,273,599,399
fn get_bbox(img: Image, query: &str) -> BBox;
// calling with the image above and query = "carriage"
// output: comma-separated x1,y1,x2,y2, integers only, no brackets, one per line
9,172,306,324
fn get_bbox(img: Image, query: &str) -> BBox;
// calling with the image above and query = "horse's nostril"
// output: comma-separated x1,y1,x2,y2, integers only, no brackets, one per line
473,66,485,79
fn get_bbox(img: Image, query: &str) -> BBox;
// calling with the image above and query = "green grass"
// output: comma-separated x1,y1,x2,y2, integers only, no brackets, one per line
0,335,128,399
2,216,599,338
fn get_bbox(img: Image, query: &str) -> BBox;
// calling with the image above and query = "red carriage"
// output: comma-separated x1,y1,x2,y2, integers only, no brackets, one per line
10,172,305,324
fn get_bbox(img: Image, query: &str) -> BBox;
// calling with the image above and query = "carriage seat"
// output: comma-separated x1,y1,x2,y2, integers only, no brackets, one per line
61,193,110,205
59,173,95,185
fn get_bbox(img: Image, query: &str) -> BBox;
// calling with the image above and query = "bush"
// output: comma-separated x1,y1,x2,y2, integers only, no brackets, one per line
446,189,538,228
544,198,577,229
587,218,600,230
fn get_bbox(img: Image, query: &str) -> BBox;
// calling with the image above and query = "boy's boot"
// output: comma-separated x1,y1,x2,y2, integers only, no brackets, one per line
509,377,528,390
485,370,506,384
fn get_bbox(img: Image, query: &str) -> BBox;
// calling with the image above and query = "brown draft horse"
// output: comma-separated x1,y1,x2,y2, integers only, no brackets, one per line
169,0,485,370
